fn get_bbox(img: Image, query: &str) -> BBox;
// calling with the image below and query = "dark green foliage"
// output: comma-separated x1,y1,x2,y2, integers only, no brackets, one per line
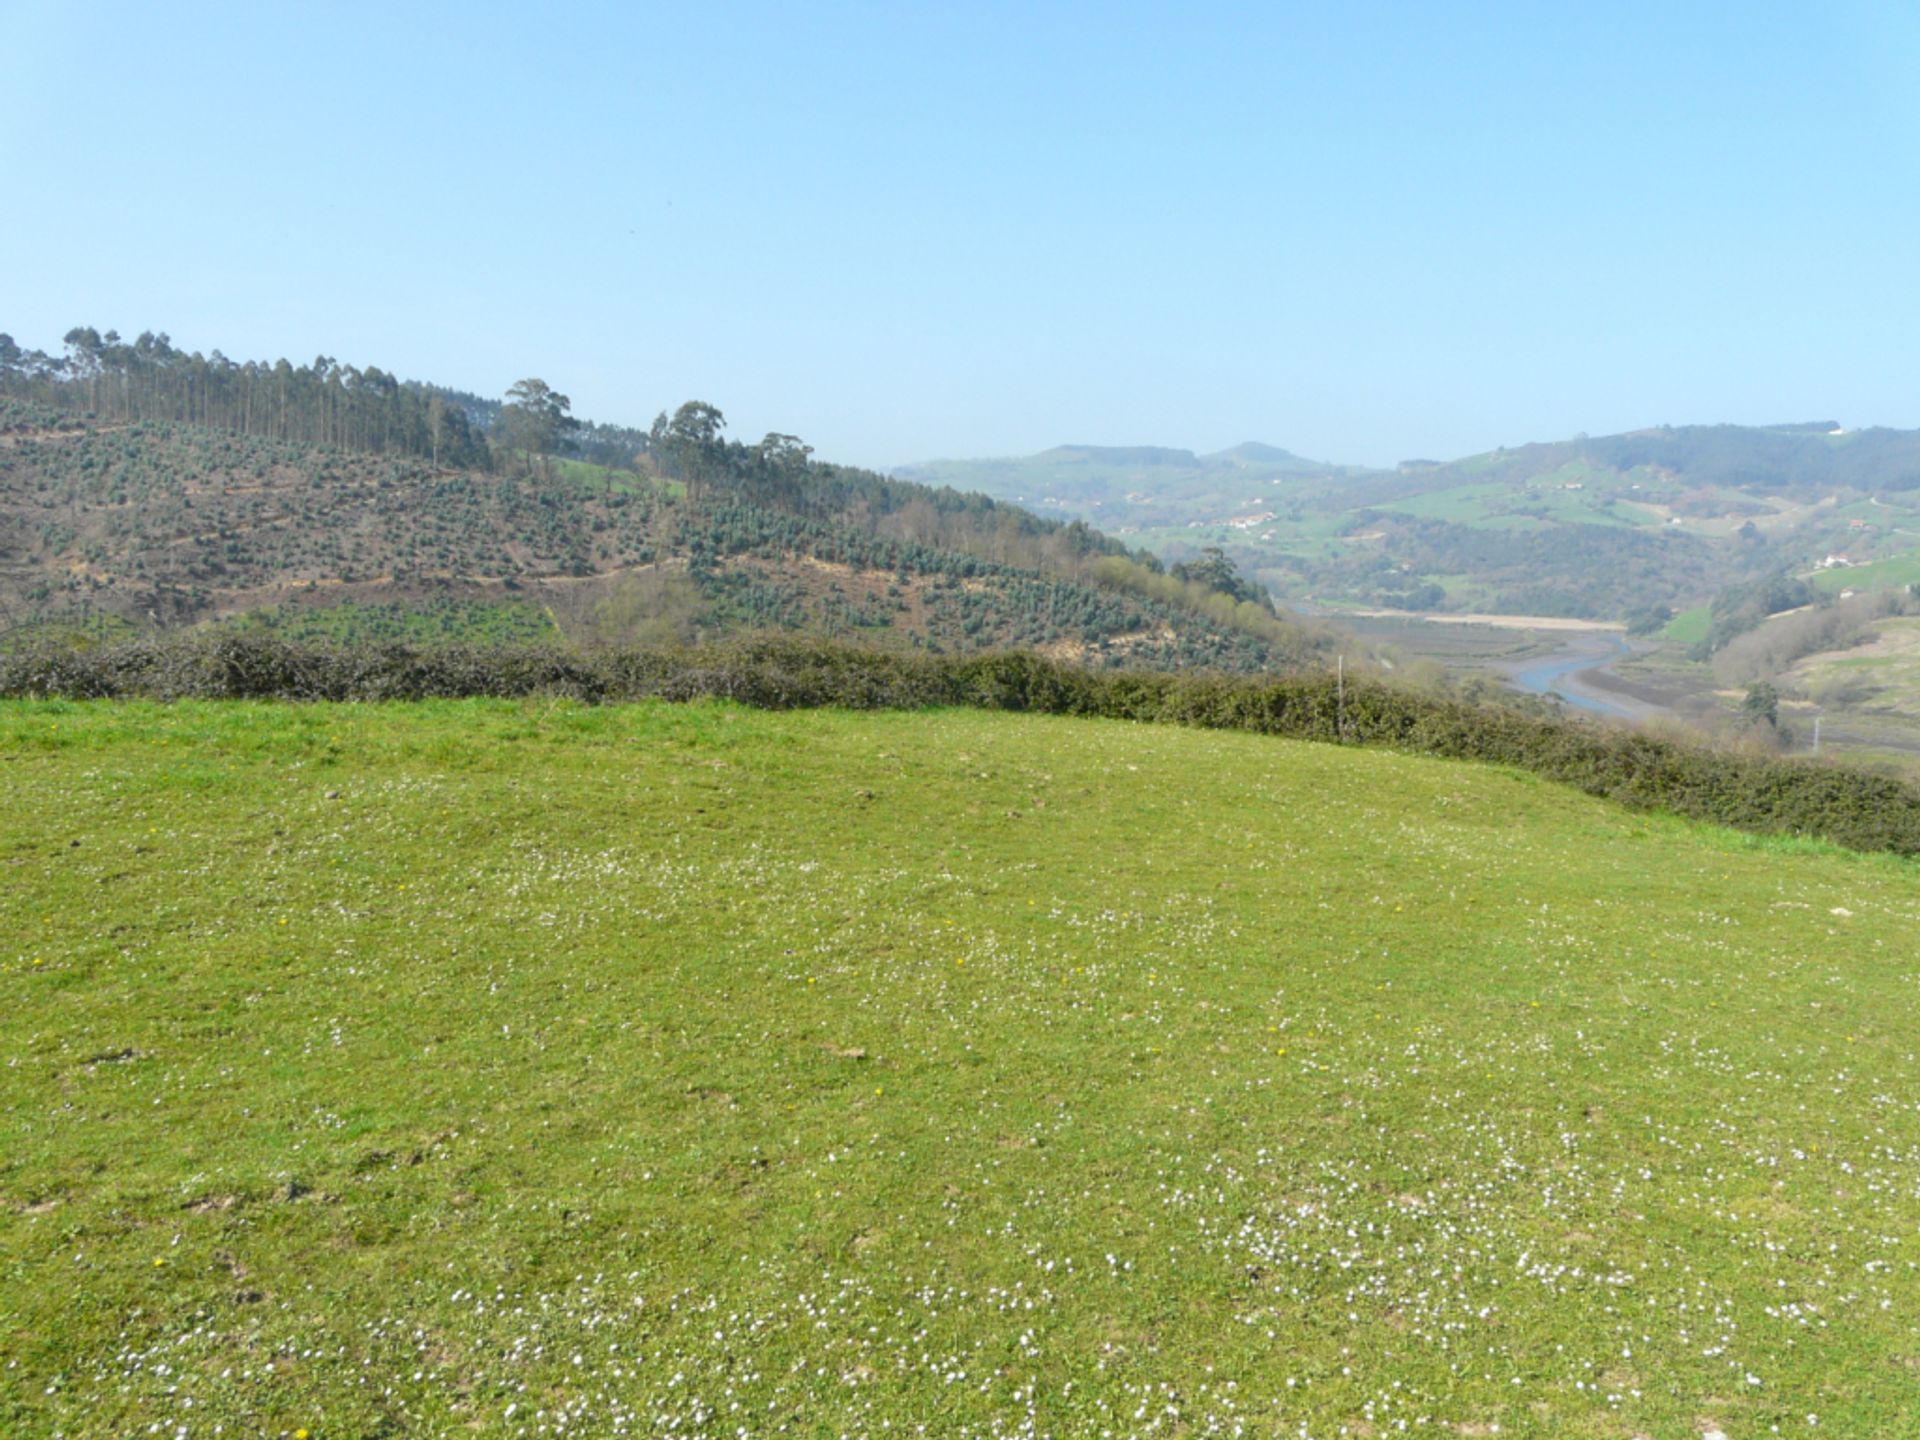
495,378,580,474
421,385,652,471
0,396,83,434
642,401,1146,568
1626,603,1674,636
673,503,1309,669
1698,572,1819,656
1742,681,1780,728
1580,424,1920,494
0,415,664,599
224,599,559,647
1169,546,1270,609
1327,512,1716,619
1381,581,1447,611
1,331,492,468
8,634,1919,856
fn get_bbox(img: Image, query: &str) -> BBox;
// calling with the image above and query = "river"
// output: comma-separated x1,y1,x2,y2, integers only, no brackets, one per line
1313,607,1664,722
1507,635,1641,718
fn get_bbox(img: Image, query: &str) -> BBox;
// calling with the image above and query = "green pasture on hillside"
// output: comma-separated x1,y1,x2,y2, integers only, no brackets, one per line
225,599,563,647
1809,548,1920,596
1661,604,1713,644
3,701,1919,1438
549,457,682,500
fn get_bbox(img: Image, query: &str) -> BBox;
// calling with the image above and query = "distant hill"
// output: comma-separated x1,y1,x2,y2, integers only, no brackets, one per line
1042,444,1201,467
1205,441,1331,468
905,423,1920,621
896,440,1356,533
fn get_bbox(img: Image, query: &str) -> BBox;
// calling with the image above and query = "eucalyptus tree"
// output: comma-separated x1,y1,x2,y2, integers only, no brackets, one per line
1,324,493,468
650,401,727,500
499,378,579,478
751,432,813,509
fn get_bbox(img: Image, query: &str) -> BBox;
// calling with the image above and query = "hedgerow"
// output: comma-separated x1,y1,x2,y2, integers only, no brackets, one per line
5,633,1918,856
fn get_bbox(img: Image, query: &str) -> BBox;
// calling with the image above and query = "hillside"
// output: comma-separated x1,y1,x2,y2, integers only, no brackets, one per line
908,423,1920,622
5,699,1919,1436
0,398,1326,672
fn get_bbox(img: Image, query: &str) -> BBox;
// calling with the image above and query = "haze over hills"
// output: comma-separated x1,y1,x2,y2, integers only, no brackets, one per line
904,421,1920,622
895,442,1359,533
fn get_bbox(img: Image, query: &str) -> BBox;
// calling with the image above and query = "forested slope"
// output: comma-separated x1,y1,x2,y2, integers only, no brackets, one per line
0,398,1329,671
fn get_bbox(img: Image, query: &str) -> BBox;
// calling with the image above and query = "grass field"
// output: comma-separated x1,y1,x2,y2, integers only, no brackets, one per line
4,702,1919,1438
549,457,682,501
1789,617,1920,764
224,600,563,647
1659,606,1712,646
1808,549,1920,597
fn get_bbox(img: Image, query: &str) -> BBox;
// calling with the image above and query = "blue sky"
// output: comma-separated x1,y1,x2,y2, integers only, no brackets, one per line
4,1,1918,468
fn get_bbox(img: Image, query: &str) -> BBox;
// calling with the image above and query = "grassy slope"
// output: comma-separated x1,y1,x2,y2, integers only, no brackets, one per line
1808,549,1920,596
1788,615,1920,759
1661,605,1713,645
895,449,1340,530
4,703,1919,1438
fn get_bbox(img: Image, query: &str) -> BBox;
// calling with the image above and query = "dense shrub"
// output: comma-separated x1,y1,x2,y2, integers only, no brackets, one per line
6,633,1920,856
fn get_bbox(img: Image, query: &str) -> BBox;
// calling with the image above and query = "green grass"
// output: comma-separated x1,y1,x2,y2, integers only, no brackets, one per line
5,701,1919,1437
550,456,685,501
1426,573,1502,610
1373,478,1645,535
1661,604,1713,644
1809,548,1920,596
0,610,143,653
220,599,562,647
1796,618,1920,713
1378,482,1534,527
